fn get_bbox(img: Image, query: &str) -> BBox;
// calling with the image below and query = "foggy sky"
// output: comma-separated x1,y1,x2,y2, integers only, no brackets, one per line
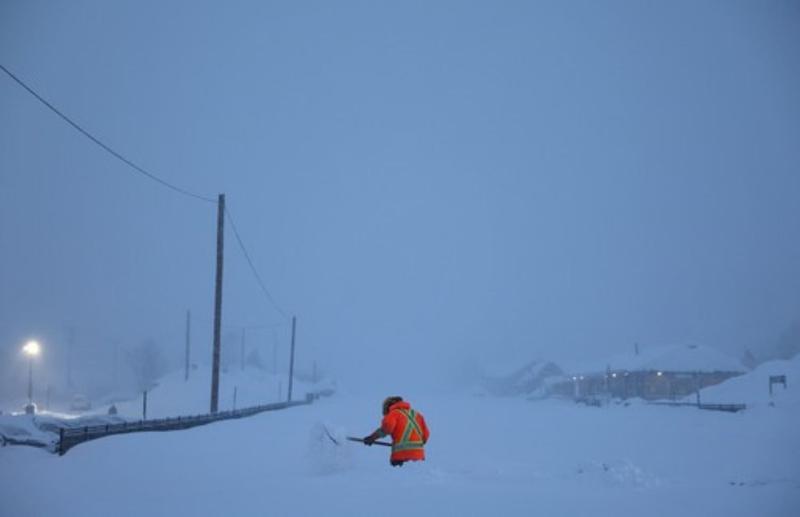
1,0,799,395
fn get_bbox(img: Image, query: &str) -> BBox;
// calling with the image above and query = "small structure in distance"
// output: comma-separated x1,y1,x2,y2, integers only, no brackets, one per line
554,344,745,401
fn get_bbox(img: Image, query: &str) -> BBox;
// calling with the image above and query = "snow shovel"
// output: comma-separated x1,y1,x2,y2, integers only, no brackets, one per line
346,436,392,447
320,424,392,447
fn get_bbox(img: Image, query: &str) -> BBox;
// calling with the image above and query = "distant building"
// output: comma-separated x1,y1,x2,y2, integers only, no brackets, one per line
553,344,745,401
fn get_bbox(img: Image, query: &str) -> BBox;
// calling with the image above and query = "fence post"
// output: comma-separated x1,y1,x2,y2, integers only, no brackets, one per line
695,372,701,407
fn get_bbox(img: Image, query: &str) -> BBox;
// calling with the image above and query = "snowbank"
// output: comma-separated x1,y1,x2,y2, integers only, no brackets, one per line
0,412,130,450
694,355,800,409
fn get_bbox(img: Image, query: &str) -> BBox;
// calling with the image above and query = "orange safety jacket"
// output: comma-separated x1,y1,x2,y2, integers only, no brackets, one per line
379,401,430,462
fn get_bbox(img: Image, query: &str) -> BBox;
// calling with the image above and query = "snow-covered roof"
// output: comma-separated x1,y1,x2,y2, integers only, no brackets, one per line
565,344,744,375
604,344,744,373
482,359,560,379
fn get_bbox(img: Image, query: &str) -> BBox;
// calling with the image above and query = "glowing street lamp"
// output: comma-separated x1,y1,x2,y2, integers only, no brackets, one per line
23,340,40,357
22,340,41,414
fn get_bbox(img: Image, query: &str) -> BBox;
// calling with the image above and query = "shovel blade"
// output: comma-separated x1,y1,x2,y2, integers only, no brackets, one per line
347,436,392,447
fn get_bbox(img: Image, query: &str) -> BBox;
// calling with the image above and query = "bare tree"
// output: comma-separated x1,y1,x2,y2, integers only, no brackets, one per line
246,347,265,370
125,338,167,391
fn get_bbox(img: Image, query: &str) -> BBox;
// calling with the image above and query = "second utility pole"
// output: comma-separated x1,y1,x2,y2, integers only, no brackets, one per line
210,193,225,414
287,316,296,402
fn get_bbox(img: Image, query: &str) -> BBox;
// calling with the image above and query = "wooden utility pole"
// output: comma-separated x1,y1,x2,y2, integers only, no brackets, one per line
184,310,191,382
287,316,297,402
210,193,225,414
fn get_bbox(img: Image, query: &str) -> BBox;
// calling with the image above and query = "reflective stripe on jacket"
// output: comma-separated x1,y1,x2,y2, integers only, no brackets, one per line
380,401,430,462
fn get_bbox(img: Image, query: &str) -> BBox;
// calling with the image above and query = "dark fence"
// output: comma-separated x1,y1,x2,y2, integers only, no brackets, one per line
1,435,51,449
648,401,746,413
58,390,333,455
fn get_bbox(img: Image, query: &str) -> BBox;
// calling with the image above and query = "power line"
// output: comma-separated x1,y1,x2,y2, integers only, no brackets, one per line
2,63,291,321
0,63,215,203
229,322,290,331
225,206,291,321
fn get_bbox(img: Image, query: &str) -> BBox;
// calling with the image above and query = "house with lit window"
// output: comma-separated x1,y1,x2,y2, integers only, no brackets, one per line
552,344,745,401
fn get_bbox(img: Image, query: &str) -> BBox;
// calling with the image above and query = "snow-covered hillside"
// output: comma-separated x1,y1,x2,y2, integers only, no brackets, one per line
108,366,322,418
477,359,563,398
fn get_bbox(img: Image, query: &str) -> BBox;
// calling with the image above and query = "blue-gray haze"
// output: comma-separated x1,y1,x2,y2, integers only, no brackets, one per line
1,0,798,398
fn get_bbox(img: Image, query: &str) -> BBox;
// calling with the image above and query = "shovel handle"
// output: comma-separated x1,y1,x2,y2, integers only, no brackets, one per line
346,436,392,447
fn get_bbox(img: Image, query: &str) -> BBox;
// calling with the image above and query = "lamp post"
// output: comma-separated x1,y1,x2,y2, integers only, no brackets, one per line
22,340,41,414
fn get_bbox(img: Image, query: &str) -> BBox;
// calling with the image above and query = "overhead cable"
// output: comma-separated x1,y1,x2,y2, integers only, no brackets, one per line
0,63,215,203
1,63,291,320
225,206,291,321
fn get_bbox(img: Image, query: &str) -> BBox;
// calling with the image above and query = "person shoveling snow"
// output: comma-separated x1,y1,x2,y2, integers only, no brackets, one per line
357,396,430,467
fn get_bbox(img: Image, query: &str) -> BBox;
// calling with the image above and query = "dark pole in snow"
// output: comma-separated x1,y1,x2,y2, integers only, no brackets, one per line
185,310,191,382
288,316,296,402
210,193,225,414
27,357,33,404
695,371,701,407
142,390,148,420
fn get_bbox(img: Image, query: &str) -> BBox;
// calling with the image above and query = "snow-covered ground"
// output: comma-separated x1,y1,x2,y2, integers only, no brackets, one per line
0,367,322,451
1,364,799,516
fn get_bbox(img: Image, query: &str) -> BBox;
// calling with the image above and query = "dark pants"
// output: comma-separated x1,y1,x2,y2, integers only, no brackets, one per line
391,460,406,467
